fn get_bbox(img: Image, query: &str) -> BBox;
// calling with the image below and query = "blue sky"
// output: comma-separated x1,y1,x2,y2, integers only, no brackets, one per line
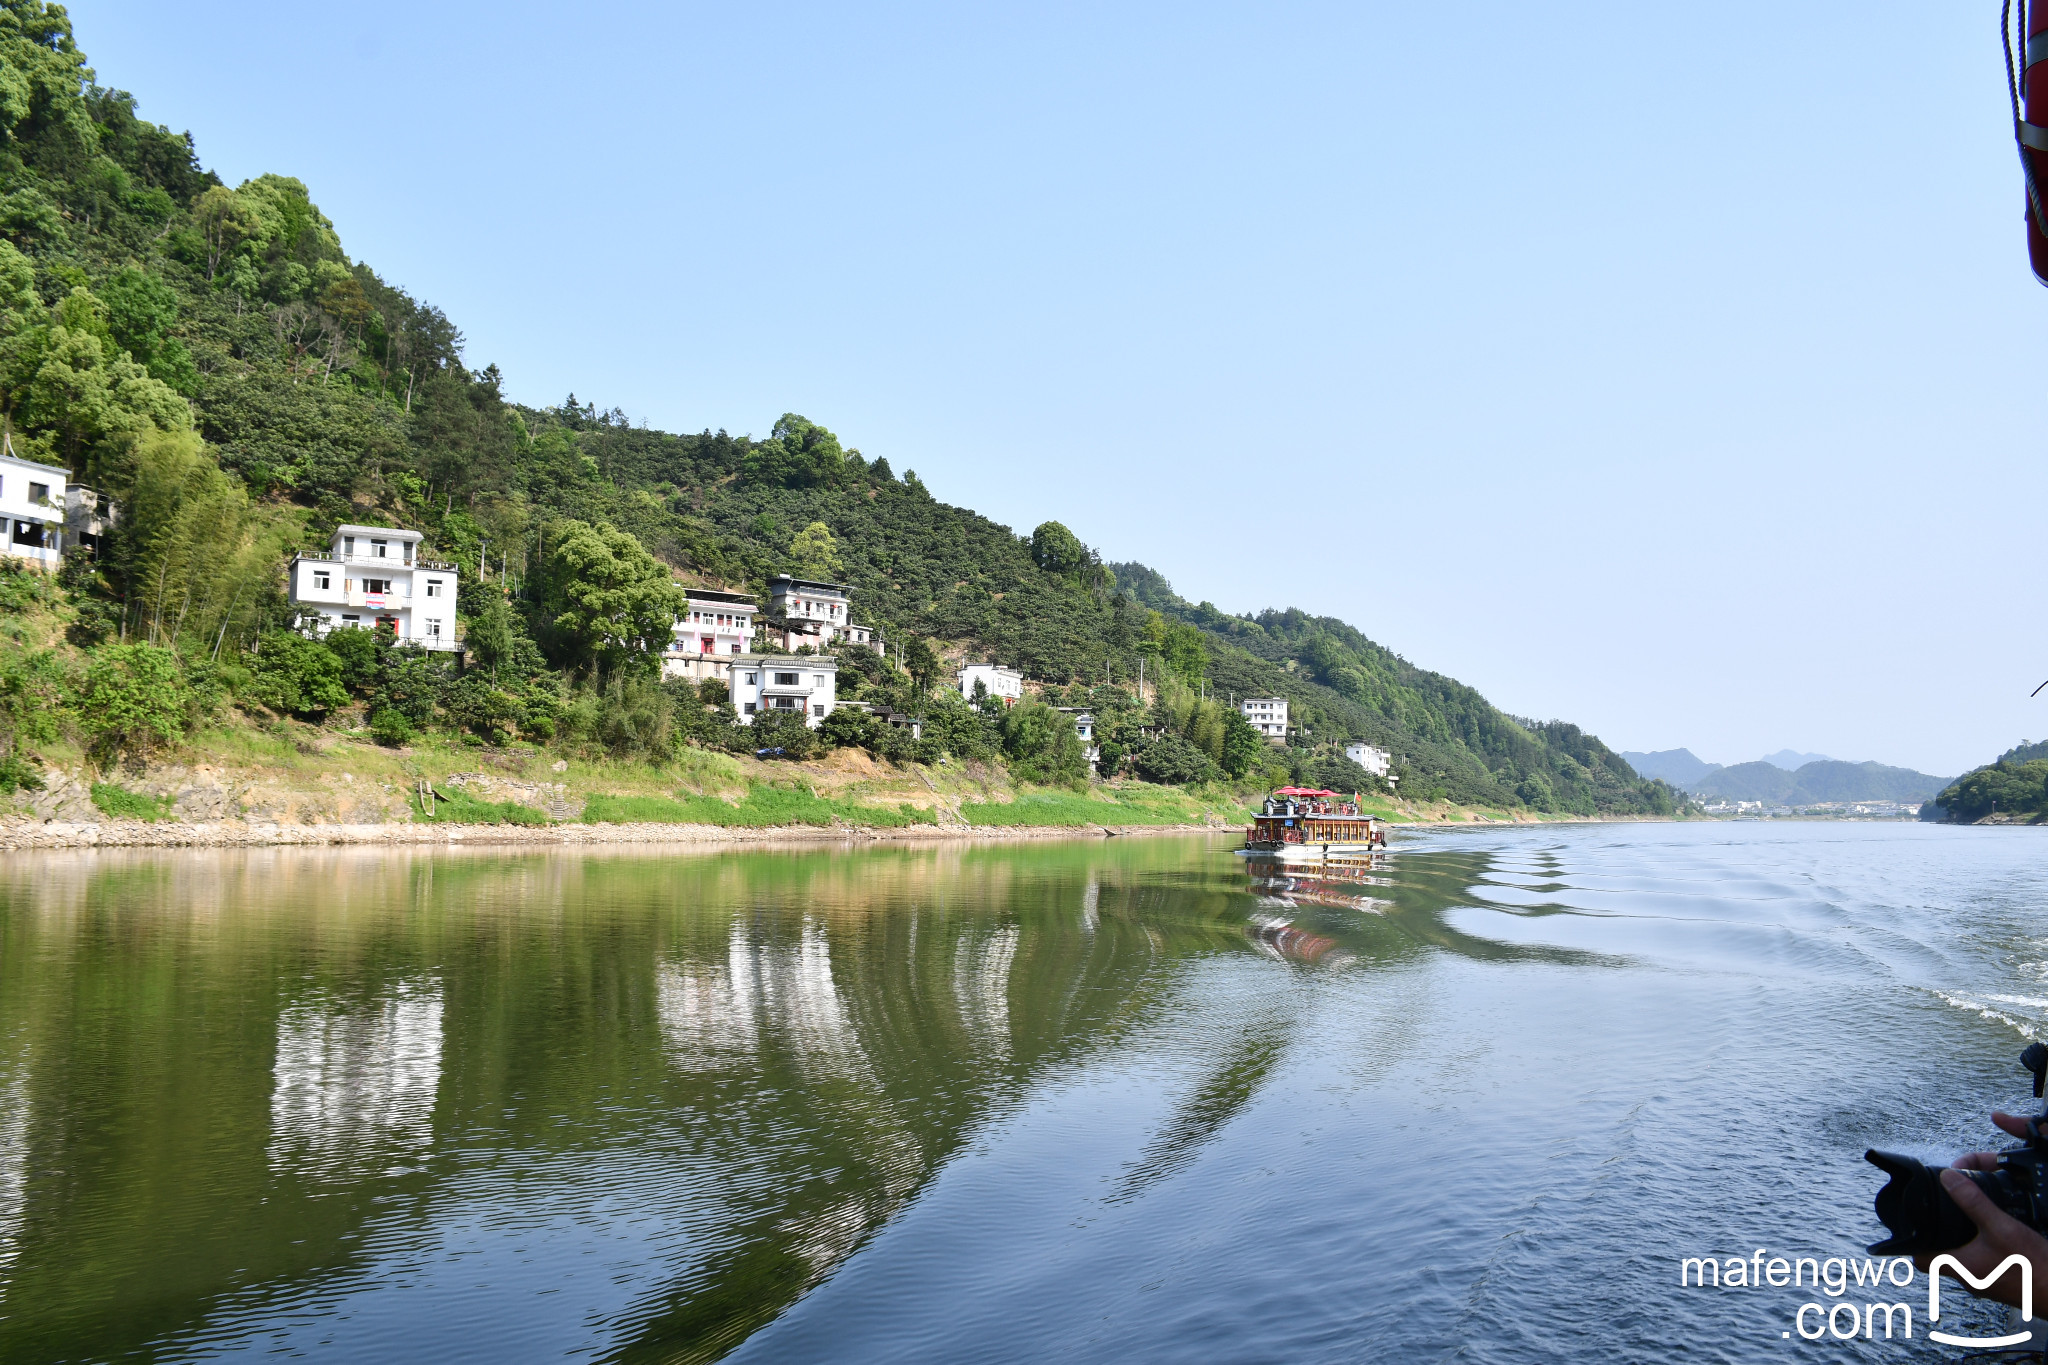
74,0,2048,776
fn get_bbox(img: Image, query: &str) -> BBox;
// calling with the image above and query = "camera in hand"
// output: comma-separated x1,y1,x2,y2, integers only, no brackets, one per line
1865,1042,2048,1256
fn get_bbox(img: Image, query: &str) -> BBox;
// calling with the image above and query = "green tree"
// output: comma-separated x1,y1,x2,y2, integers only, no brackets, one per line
1000,700,1088,788
0,647,65,787
107,429,284,654
101,268,197,394
243,631,347,718
903,636,940,696
788,520,842,580
465,595,515,676
321,625,382,693
1219,708,1266,779
1030,521,1088,574
749,708,817,758
1133,731,1220,786
534,520,687,676
75,642,188,767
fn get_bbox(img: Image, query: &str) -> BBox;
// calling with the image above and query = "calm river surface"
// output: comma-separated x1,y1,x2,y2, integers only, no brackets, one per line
2,821,2045,1362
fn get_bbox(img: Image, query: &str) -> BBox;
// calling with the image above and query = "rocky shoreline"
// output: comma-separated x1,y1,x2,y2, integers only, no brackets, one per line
0,815,1234,851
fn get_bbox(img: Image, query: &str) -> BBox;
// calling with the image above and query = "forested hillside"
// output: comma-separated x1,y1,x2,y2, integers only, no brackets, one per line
0,0,1678,817
1930,739,2048,823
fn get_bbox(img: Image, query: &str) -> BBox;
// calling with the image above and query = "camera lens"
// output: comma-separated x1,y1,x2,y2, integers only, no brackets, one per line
1865,1149,1982,1256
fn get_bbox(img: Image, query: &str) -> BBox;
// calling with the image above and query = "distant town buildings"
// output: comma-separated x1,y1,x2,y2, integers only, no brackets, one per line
1697,798,1921,820
959,663,1024,706
730,655,839,728
0,446,73,568
288,524,461,650
765,576,876,651
1240,696,1288,740
1345,742,1391,777
664,589,757,681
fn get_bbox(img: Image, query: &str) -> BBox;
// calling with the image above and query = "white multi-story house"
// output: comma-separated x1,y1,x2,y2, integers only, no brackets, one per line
287,524,461,651
958,663,1024,707
0,447,70,567
765,575,875,650
1240,696,1288,740
1345,742,1391,777
664,589,757,681
730,654,839,728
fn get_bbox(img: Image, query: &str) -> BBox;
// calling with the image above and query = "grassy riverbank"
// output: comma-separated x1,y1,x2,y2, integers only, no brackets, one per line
3,711,1595,843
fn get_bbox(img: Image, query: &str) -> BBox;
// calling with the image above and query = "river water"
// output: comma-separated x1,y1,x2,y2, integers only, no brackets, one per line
1,821,2044,1361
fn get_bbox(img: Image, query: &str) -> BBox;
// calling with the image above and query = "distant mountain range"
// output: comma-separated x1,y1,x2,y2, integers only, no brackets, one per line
1620,748,1950,804
1621,749,1723,787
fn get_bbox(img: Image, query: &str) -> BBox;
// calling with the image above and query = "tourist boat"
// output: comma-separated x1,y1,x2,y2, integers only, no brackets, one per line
1240,787,1387,870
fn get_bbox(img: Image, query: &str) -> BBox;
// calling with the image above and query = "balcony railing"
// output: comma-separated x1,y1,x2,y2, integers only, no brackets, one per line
297,549,459,572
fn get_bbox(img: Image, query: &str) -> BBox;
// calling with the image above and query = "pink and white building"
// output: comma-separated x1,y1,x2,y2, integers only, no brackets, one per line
664,589,757,681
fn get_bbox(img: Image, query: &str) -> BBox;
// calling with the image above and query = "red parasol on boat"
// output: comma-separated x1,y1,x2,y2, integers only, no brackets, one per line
1273,787,1337,797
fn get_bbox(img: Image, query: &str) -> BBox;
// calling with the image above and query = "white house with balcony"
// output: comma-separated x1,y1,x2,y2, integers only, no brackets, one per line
730,654,838,727
765,575,875,650
664,589,757,681
0,447,70,567
1240,696,1288,740
288,524,461,650
958,663,1024,707
1345,742,1391,778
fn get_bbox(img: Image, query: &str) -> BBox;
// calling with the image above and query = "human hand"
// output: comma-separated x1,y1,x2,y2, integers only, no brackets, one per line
1916,1114,2048,1309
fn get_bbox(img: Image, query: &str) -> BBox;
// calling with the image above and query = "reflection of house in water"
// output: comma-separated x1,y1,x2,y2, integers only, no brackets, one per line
954,925,1020,1052
656,922,859,1075
0,1066,24,1277
270,982,444,1170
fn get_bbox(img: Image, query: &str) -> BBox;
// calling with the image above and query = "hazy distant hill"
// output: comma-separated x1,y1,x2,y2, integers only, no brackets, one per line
1761,749,1833,770
1691,760,1947,804
1620,749,1722,787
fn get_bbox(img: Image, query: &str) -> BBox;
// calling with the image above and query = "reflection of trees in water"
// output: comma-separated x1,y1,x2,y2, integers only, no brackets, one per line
0,837,1608,1364
616,858,1221,1364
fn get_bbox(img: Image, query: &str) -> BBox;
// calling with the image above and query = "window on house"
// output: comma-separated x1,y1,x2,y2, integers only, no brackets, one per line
342,536,355,556
812,675,826,689
11,520,44,547
364,579,390,594
28,482,48,505
342,614,360,624
371,540,388,558
774,672,798,686
426,579,443,597
314,571,331,591
427,620,441,639
745,672,758,685
813,704,825,716
744,702,756,714
773,697,794,709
